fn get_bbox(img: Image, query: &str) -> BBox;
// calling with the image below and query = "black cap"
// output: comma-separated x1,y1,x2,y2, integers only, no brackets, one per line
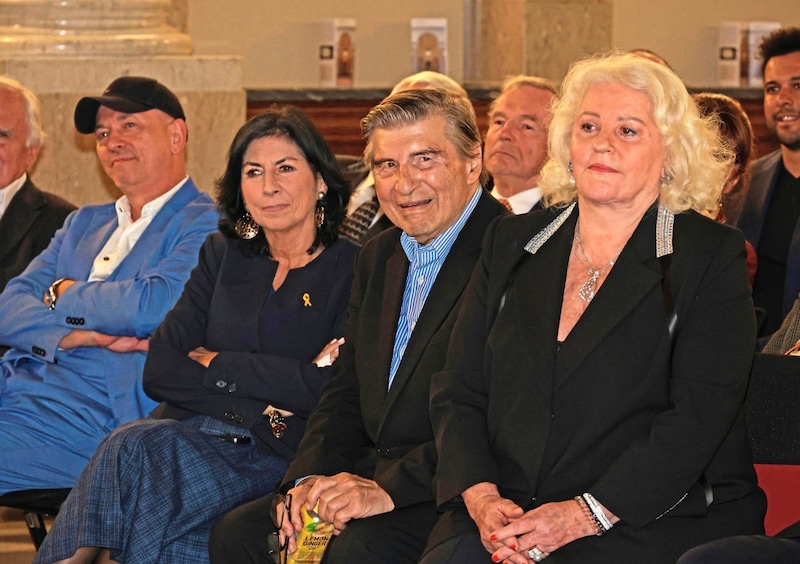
74,76,186,134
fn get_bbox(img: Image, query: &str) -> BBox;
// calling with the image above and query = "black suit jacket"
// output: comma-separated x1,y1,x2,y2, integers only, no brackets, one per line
0,178,75,291
282,190,507,508
429,205,765,561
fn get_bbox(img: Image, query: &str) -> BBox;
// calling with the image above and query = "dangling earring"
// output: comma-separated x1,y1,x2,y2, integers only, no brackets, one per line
567,161,575,185
315,192,325,228
659,168,673,188
235,210,260,239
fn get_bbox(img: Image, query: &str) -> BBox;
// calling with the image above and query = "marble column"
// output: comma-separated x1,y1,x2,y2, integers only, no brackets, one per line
0,0,243,206
0,0,192,56
464,0,614,85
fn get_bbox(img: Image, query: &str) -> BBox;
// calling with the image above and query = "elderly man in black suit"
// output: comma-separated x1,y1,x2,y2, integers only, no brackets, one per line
209,89,507,564
0,75,75,293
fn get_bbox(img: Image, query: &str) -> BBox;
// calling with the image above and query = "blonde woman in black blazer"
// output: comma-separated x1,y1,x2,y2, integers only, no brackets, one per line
423,53,766,564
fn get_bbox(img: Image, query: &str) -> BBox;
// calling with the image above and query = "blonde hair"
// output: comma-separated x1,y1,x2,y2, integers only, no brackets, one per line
390,71,468,100
540,52,731,216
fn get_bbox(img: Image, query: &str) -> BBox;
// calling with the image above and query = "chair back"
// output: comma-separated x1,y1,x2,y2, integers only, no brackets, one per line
746,353,800,535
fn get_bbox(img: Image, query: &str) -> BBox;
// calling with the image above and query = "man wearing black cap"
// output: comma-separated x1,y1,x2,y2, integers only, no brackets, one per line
0,76,218,494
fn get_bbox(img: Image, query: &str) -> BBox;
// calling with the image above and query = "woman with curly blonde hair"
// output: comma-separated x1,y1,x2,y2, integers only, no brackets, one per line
423,52,765,564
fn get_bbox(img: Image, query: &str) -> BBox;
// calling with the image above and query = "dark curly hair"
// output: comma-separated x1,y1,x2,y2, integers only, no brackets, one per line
217,106,350,255
759,27,800,75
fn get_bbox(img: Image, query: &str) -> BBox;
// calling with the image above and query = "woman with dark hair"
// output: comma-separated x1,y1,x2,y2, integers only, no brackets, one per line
35,106,358,564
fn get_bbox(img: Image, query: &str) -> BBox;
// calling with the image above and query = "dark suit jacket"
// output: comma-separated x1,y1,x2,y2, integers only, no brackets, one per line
0,177,75,291
734,150,798,318
282,190,507,509
429,205,765,561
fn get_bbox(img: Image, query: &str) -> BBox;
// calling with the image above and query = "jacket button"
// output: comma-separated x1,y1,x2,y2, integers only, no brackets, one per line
235,415,244,424
216,380,227,388
227,383,237,393
377,447,390,456
224,412,235,421
32,346,46,356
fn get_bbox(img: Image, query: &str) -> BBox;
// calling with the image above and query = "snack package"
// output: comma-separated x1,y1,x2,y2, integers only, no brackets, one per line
286,505,335,564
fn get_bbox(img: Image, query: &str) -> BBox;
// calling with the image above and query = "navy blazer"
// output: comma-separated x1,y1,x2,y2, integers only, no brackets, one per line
282,189,507,508
429,205,765,562
145,235,359,460
0,177,75,292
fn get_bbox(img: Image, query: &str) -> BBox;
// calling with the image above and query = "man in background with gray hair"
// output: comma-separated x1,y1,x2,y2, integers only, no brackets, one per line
0,75,75,293
484,75,556,214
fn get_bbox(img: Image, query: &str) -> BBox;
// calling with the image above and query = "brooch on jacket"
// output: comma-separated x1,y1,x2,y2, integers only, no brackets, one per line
267,408,287,438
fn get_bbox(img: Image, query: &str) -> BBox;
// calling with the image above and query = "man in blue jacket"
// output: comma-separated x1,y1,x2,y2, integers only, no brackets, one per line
0,76,218,494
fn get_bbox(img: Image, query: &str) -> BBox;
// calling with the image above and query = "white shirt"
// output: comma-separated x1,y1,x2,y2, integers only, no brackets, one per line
0,173,28,222
89,177,188,282
491,186,542,215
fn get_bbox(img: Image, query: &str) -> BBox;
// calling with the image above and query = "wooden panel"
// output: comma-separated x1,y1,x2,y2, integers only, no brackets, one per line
248,99,380,157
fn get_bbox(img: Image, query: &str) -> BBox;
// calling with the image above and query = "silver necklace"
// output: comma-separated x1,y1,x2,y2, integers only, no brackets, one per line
574,221,623,303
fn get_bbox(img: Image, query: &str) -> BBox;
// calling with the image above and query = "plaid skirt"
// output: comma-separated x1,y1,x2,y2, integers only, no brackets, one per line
35,415,289,564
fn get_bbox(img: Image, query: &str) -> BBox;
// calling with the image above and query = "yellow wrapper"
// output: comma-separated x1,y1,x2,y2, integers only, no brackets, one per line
286,505,334,564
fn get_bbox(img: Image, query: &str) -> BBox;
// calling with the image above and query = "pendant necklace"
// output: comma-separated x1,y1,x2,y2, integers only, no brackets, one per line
574,220,623,303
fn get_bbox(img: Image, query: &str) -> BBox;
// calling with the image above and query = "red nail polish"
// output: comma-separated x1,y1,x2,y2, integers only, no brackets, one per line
492,556,499,563
511,544,517,551
490,534,497,541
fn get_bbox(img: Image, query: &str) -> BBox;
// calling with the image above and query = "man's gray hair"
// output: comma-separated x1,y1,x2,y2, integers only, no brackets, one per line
361,89,482,167
489,75,557,115
0,75,45,148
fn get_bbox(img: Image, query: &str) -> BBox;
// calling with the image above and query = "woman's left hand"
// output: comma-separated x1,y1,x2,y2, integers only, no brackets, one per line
490,499,595,563
188,346,218,367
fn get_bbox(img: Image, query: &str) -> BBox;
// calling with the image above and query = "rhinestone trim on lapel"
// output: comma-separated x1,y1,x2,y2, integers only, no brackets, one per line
656,204,674,258
524,202,576,255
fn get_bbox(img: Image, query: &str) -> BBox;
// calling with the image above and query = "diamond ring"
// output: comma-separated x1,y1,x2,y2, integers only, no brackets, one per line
527,546,545,562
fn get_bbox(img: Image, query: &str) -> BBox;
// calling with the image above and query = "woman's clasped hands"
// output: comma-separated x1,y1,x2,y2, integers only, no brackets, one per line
464,482,598,563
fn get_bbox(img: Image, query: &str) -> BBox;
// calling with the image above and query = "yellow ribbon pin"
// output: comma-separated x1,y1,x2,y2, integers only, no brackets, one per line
302,293,312,307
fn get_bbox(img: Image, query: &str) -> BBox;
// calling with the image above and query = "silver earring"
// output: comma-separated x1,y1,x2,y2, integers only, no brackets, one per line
234,211,260,239
567,161,575,185
659,169,673,188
